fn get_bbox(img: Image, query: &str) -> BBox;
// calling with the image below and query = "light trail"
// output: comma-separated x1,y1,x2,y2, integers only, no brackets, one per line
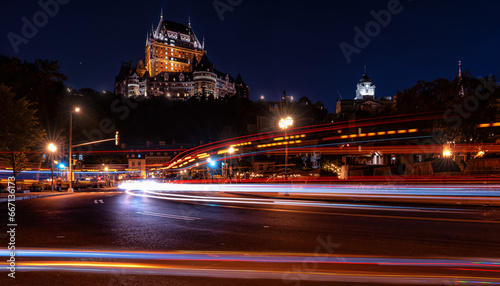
2,249,500,284
119,181,500,223
119,181,500,197
131,189,482,214
164,112,442,169
165,111,441,162
171,135,434,170
2,249,500,265
123,189,500,224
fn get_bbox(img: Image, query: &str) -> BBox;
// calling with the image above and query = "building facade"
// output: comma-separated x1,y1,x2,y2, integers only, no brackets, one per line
355,73,376,100
145,14,205,77
336,72,392,120
115,14,249,100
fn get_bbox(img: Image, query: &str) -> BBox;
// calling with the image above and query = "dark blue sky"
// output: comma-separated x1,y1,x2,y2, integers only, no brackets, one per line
1,0,499,111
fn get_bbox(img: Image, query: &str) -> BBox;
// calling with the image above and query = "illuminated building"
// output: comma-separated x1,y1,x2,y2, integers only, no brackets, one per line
336,71,392,120
146,12,204,77
115,12,249,100
114,61,148,97
355,73,376,100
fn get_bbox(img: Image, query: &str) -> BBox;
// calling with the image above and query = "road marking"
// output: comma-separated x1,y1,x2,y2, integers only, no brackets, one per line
94,199,104,204
136,211,200,221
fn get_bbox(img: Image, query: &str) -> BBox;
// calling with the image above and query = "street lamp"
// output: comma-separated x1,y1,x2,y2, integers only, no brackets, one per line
206,158,212,180
279,116,293,180
69,107,80,192
443,149,451,158
225,146,235,180
48,143,57,191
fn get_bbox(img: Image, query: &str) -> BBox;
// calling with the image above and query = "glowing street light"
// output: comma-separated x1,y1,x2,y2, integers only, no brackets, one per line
48,143,57,153
279,116,293,130
48,143,57,191
279,116,293,180
443,149,452,158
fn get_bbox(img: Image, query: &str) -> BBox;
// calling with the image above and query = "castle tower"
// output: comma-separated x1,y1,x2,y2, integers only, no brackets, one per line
355,72,376,100
193,53,217,97
145,10,205,77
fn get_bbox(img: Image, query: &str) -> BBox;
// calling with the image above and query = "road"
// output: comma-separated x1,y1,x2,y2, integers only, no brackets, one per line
1,187,500,285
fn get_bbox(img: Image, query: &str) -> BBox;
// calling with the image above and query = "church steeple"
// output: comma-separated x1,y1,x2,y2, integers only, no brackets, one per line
160,8,163,21
458,60,465,97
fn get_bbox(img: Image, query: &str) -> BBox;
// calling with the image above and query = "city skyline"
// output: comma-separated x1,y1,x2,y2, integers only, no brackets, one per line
2,2,500,284
1,0,499,109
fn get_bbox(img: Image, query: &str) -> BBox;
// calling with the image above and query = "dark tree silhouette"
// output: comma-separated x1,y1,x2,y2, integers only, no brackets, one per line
0,85,45,190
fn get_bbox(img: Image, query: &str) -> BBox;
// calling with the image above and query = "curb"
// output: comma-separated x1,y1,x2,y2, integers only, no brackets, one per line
0,193,73,203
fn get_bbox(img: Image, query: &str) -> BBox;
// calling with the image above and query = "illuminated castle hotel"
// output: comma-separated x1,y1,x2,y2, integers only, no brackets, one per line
115,12,249,99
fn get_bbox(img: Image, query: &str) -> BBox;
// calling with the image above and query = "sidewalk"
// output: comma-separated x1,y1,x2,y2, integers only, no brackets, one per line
0,191,74,203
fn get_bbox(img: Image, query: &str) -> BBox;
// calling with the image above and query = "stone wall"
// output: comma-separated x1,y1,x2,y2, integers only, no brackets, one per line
464,158,500,174
404,161,434,176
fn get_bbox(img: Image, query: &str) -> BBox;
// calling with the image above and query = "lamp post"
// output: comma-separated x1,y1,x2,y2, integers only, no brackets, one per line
225,146,235,180
279,116,293,180
48,143,57,191
104,166,109,187
207,158,212,180
68,107,80,192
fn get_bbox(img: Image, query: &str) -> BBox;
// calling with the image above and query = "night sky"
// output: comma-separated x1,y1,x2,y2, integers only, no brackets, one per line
1,0,499,111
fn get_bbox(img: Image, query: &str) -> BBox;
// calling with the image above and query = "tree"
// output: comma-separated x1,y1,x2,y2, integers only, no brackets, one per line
0,84,45,190
393,78,455,115
393,73,499,144
440,75,499,144
298,96,312,106
0,55,67,131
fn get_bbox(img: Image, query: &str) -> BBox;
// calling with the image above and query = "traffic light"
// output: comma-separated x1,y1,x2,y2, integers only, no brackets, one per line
115,131,119,146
